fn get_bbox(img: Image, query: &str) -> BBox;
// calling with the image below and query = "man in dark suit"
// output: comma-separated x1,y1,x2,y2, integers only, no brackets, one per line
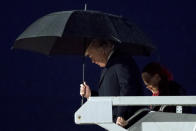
80,39,144,127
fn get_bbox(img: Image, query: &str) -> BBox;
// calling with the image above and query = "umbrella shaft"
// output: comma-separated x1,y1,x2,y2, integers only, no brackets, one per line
83,62,85,82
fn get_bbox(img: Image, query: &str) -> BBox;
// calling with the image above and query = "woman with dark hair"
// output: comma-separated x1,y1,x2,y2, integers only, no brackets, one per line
141,62,188,112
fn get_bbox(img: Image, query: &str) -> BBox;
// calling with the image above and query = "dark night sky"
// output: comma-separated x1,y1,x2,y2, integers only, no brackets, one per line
1,0,196,130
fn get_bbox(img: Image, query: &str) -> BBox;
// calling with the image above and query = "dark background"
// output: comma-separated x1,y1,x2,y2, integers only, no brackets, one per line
1,0,196,130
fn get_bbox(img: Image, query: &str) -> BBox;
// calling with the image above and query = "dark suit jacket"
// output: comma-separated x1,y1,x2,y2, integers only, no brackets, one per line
98,50,144,120
152,80,192,113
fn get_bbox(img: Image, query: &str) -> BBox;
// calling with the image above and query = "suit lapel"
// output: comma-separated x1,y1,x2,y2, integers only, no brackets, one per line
98,50,116,88
99,68,107,87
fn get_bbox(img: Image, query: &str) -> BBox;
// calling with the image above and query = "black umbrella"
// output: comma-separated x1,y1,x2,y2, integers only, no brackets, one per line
13,10,154,56
12,10,155,104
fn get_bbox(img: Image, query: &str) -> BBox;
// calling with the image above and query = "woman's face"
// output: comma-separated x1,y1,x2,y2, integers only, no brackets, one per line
142,72,161,92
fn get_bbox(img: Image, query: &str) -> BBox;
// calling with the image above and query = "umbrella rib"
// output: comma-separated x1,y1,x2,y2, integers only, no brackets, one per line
47,37,60,55
108,17,120,43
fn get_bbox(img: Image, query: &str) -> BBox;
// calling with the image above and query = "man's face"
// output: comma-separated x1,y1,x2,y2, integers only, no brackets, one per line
87,48,107,67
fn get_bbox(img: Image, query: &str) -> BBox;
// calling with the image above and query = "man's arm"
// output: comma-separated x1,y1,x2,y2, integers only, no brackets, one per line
115,63,142,119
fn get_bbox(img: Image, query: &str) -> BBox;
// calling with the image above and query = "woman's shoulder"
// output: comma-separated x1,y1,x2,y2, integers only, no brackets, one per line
168,81,186,95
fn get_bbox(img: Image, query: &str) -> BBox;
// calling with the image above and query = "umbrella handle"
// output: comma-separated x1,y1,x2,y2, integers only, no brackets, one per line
81,57,86,106
81,83,86,105
81,96,84,105
81,37,87,106
81,82,86,105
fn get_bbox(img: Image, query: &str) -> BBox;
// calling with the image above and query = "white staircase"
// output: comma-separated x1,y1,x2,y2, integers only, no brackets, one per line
75,96,196,131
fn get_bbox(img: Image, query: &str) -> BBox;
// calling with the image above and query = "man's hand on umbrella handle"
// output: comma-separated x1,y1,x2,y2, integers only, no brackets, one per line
80,82,91,98
116,117,128,127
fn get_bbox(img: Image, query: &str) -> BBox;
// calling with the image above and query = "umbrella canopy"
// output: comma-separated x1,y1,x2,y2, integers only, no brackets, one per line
13,10,155,56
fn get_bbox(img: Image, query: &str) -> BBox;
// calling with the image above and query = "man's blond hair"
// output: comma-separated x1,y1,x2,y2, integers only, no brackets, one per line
85,39,114,56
